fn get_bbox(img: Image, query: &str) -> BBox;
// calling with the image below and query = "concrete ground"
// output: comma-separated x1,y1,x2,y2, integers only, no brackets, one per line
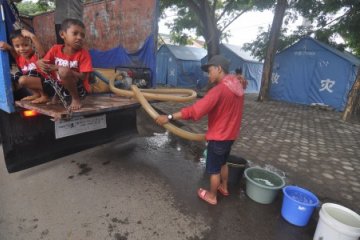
0,110,318,240
0,94,359,240
153,94,360,214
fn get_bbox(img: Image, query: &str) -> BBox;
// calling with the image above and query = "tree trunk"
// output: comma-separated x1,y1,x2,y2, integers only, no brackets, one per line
206,29,221,60
200,0,220,59
342,68,360,121
258,0,287,102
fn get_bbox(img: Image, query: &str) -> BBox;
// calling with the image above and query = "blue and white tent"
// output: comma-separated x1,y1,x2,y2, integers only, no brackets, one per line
201,44,263,93
270,37,360,111
156,45,207,88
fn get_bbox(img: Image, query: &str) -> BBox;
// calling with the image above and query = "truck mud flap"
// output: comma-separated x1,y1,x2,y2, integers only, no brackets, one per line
0,109,138,173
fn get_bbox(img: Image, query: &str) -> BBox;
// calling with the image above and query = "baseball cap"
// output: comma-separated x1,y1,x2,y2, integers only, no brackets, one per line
201,55,230,73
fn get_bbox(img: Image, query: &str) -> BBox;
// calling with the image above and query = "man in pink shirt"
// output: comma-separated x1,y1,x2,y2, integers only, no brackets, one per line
156,55,245,205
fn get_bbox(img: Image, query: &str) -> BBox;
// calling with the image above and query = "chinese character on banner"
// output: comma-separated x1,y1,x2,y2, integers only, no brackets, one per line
319,79,335,93
271,73,280,84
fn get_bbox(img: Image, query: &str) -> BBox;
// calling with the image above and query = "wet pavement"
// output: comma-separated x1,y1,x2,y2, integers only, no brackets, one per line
153,94,360,217
0,94,359,239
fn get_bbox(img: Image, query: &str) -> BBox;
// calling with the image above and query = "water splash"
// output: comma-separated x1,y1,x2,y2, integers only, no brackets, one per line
199,149,207,164
264,164,286,179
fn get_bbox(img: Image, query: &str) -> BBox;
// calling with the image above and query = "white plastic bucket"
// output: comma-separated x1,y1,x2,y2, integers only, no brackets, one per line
313,203,360,240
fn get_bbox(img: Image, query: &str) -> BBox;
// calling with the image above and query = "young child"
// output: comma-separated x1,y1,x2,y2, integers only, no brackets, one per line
37,18,93,110
235,68,248,90
0,29,51,103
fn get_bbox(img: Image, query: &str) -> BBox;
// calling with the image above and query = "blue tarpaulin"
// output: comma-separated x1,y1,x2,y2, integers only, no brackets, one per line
0,0,16,112
201,44,263,93
270,37,360,111
156,44,207,89
89,34,157,87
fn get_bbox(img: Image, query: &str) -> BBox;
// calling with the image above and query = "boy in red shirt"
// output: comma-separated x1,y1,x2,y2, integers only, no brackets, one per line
0,29,51,103
37,18,93,110
156,55,245,205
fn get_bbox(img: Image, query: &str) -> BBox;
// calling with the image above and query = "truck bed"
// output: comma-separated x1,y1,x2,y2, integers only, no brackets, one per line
15,93,139,119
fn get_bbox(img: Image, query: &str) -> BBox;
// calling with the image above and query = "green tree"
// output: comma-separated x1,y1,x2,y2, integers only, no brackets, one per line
16,0,54,16
244,0,360,59
294,0,360,56
160,0,275,58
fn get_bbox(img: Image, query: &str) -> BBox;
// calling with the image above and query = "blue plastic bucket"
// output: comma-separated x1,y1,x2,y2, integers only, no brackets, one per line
281,186,319,227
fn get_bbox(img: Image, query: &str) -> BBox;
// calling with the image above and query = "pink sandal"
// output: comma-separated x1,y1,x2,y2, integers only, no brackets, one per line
197,188,217,205
218,186,229,196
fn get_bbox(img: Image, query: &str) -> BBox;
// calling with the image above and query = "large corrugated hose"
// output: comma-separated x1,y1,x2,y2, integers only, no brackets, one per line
109,78,206,141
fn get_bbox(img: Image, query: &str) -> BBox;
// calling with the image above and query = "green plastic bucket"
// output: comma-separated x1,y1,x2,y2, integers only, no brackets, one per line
244,167,285,204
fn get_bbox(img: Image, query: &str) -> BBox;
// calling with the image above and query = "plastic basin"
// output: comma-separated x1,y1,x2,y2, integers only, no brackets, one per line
244,167,285,204
314,203,360,240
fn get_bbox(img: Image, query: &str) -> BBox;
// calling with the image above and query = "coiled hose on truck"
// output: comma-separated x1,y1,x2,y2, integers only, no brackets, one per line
108,77,205,142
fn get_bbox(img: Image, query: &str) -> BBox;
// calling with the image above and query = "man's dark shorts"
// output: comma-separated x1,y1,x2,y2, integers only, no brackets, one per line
206,140,234,174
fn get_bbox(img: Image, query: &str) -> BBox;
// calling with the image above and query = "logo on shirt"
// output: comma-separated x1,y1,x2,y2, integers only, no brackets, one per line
55,57,79,68
22,63,37,72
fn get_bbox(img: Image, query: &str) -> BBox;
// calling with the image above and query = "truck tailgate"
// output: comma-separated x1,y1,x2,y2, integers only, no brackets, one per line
15,93,139,119
1,94,141,173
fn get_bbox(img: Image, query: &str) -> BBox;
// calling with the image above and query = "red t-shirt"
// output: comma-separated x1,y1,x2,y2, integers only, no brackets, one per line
44,44,93,92
16,53,46,77
181,74,244,141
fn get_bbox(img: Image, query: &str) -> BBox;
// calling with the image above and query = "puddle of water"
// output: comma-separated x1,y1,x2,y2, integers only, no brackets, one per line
144,132,170,149
137,110,207,164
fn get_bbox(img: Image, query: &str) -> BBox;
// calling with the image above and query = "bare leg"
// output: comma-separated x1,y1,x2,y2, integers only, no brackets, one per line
58,67,82,110
219,164,229,194
206,174,221,203
18,76,44,101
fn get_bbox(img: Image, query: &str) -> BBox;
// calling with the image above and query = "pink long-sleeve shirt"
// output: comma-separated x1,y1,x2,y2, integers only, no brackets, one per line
181,74,244,141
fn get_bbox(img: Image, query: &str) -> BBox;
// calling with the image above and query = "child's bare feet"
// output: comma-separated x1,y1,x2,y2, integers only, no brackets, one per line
31,95,49,104
70,98,82,110
21,95,40,101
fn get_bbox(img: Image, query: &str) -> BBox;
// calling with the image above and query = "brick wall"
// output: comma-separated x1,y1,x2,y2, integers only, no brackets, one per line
32,0,157,52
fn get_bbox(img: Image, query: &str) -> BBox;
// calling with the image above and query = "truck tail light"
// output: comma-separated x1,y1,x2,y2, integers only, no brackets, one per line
21,110,39,118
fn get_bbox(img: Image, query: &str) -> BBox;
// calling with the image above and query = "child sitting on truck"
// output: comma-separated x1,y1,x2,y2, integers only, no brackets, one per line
0,29,52,103
37,18,93,110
